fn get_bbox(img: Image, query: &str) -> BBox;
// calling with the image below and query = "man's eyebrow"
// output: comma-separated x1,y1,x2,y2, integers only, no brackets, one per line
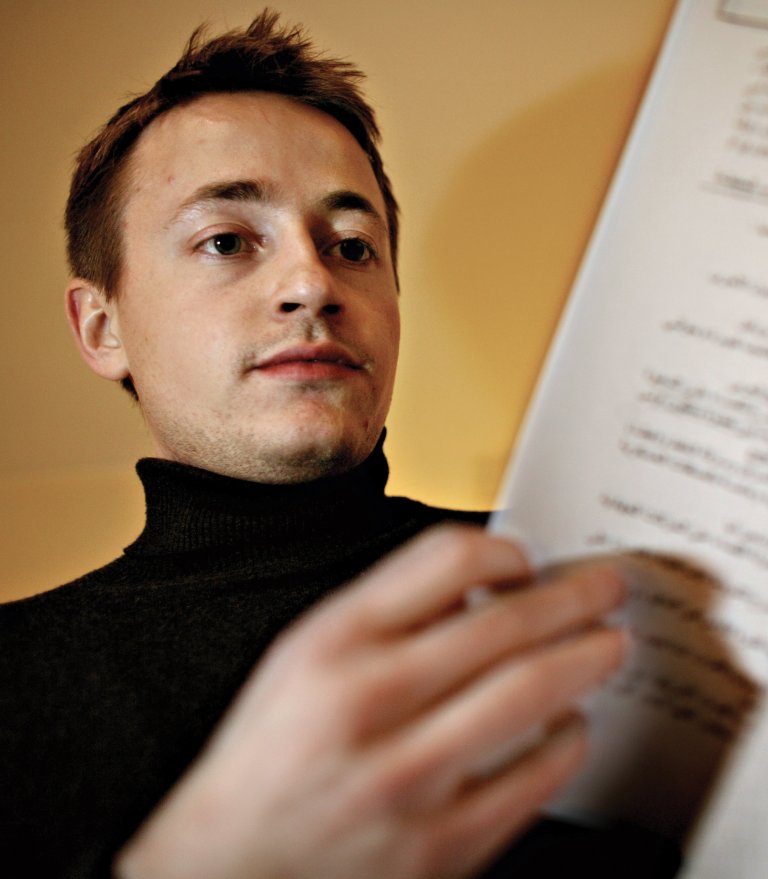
168,179,275,225
319,190,385,229
167,181,385,230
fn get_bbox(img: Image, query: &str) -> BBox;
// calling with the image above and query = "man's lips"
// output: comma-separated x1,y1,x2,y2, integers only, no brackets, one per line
250,343,365,379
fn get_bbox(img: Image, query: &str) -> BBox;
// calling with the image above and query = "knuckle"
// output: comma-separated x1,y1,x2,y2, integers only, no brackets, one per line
345,655,424,744
355,662,412,721
484,596,527,644
428,524,486,572
514,659,559,713
343,752,414,819
279,593,364,663
365,742,442,814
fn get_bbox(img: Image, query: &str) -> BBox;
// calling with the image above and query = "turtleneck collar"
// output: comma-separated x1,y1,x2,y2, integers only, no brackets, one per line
125,434,391,559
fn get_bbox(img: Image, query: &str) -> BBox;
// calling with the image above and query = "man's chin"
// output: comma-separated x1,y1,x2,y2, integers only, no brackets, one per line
151,411,382,484
207,432,374,484
247,448,351,484
235,413,383,482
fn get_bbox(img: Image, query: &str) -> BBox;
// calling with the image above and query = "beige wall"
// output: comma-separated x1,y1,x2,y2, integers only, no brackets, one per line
0,0,676,601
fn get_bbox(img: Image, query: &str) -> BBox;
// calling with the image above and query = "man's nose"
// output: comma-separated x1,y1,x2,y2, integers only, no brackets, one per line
271,240,342,318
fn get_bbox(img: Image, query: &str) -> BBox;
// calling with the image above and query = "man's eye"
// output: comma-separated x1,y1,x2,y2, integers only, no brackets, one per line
333,237,376,264
200,233,248,256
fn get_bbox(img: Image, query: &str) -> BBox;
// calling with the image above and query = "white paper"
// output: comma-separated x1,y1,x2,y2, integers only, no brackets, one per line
491,0,768,852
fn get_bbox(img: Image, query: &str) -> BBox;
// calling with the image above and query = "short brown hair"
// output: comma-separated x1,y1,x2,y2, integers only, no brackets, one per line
65,9,399,299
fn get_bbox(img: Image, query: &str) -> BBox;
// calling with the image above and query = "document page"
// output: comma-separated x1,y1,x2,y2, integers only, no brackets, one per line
491,0,768,849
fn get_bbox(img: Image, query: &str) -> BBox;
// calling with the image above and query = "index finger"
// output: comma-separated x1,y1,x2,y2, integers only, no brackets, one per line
342,525,531,634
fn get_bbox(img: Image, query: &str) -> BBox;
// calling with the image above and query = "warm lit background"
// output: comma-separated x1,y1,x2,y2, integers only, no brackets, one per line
1,0,677,601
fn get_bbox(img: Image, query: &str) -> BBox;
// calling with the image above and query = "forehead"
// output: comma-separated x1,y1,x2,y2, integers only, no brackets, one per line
123,92,384,224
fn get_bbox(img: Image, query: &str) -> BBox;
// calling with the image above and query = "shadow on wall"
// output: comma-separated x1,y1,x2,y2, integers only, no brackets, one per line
396,59,653,506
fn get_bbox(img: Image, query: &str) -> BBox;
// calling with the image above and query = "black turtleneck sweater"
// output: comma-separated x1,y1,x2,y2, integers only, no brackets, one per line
0,443,681,878
0,443,487,877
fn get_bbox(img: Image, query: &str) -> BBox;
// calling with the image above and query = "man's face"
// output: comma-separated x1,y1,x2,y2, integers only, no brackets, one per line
108,92,400,482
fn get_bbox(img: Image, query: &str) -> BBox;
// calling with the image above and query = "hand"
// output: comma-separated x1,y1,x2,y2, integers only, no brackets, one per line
115,525,627,879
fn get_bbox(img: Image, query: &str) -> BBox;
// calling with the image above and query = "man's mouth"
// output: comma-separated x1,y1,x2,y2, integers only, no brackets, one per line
252,343,364,379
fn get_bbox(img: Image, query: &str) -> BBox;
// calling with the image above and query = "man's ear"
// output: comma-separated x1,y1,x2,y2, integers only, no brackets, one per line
65,280,130,382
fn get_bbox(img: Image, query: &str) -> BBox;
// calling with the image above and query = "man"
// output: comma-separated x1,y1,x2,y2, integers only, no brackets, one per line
0,12,676,879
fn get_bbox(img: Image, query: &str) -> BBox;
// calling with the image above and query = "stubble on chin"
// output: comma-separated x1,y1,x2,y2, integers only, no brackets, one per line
149,410,375,484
